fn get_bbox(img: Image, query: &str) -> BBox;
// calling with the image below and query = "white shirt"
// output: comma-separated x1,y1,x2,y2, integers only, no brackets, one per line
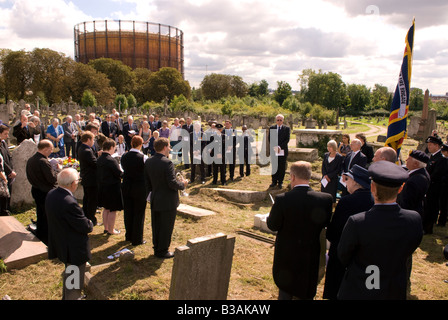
129,148,149,162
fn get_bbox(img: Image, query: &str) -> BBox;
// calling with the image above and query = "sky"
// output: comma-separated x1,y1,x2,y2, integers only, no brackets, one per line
0,0,447,95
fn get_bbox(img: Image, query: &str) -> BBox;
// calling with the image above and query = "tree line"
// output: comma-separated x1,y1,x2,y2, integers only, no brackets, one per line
0,48,444,121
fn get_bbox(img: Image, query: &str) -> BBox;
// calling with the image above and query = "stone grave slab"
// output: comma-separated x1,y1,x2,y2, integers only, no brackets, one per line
169,233,235,300
0,216,47,270
177,204,216,220
200,188,267,203
288,148,319,162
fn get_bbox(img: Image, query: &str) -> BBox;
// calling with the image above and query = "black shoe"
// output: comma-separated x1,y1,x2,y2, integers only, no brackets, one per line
278,184,283,189
156,252,174,259
269,183,277,188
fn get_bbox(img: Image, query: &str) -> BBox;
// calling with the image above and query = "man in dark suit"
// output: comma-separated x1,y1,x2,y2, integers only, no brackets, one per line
238,125,254,177
101,114,118,142
62,116,77,158
423,135,447,234
189,122,206,184
13,113,32,144
114,112,124,138
0,125,16,214
144,137,187,259
46,168,93,300
223,120,237,181
123,116,139,150
337,161,423,300
356,133,374,166
78,131,98,226
182,117,194,169
267,161,333,300
341,138,367,196
398,150,430,218
323,165,374,300
269,114,290,189
26,139,59,244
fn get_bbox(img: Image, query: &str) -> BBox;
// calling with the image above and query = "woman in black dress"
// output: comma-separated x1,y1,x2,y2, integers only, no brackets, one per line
97,139,123,235
321,140,343,203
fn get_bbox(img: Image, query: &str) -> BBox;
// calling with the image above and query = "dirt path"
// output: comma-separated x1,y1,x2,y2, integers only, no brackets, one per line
349,123,388,141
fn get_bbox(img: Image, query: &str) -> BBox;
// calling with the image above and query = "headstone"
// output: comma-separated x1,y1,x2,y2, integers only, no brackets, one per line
10,139,38,208
177,204,216,220
305,116,317,129
169,233,235,300
0,216,48,270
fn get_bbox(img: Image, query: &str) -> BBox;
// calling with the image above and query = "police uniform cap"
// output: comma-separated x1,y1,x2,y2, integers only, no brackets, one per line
342,164,371,190
442,144,448,152
409,150,430,164
426,135,443,145
215,123,224,129
368,160,409,188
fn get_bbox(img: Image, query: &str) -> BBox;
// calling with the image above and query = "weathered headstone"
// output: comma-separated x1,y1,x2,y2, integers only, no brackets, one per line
169,233,235,300
11,139,38,208
0,216,48,269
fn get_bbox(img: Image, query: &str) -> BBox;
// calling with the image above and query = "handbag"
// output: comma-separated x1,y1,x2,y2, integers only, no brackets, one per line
0,178,10,198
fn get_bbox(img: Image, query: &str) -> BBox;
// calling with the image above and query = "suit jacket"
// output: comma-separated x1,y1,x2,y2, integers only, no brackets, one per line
426,150,446,187
0,140,13,179
361,143,374,164
101,121,118,140
144,153,185,212
121,150,146,200
269,124,290,157
337,204,423,300
26,152,58,193
13,122,30,144
62,121,76,143
123,122,139,146
321,153,344,201
46,187,93,265
342,151,367,172
267,186,333,299
397,167,430,217
78,143,97,187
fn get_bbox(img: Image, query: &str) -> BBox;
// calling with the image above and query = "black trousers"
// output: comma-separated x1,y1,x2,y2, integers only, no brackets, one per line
151,209,177,256
62,263,86,300
65,140,76,158
239,150,251,176
31,187,49,245
190,156,205,182
271,155,287,185
123,191,147,245
423,184,442,233
82,185,98,225
213,163,226,184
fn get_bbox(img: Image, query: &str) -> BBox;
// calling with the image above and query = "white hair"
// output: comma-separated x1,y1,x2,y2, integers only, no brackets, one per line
276,114,284,120
57,168,79,188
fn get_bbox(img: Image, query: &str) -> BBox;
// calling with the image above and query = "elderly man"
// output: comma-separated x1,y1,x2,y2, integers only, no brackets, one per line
123,116,138,150
341,138,367,196
62,116,77,158
13,112,33,144
46,168,93,300
26,139,60,244
269,114,290,189
267,161,333,300
337,161,423,300
372,147,397,163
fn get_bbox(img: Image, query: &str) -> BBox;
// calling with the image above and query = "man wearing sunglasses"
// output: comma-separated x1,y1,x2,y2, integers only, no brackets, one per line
269,114,290,189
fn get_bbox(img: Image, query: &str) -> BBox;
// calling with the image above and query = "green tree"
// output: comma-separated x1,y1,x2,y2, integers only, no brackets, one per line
81,90,97,107
370,84,392,110
410,88,424,111
300,69,348,111
346,84,371,113
2,50,32,101
201,73,232,101
65,62,115,106
230,75,248,98
147,67,191,103
127,93,137,109
248,79,269,98
133,68,152,104
115,94,128,110
88,58,135,95
273,81,292,106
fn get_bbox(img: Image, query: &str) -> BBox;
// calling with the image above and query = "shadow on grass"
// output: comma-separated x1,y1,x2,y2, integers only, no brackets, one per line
418,226,447,264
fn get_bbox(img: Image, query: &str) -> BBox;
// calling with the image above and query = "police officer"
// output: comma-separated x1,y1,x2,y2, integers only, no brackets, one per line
337,161,423,300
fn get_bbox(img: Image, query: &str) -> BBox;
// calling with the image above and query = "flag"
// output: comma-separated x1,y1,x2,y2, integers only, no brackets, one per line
385,19,415,160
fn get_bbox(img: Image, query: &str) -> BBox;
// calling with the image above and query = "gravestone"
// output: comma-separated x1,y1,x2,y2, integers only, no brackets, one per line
177,204,216,220
169,233,235,300
11,139,38,208
293,129,342,148
0,216,48,269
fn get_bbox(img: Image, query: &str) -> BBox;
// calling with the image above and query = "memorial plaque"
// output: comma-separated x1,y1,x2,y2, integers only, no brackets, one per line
0,216,47,270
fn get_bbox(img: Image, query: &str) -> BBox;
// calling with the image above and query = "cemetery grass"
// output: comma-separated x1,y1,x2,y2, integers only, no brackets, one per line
1,140,448,300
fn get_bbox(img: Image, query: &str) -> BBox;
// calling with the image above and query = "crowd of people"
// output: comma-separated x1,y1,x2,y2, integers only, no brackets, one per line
1,105,446,300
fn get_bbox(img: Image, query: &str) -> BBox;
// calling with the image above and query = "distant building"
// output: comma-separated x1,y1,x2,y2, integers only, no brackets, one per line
74,20,184,78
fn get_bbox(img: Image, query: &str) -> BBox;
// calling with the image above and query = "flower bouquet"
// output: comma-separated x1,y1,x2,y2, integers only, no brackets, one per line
62,157,80,171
